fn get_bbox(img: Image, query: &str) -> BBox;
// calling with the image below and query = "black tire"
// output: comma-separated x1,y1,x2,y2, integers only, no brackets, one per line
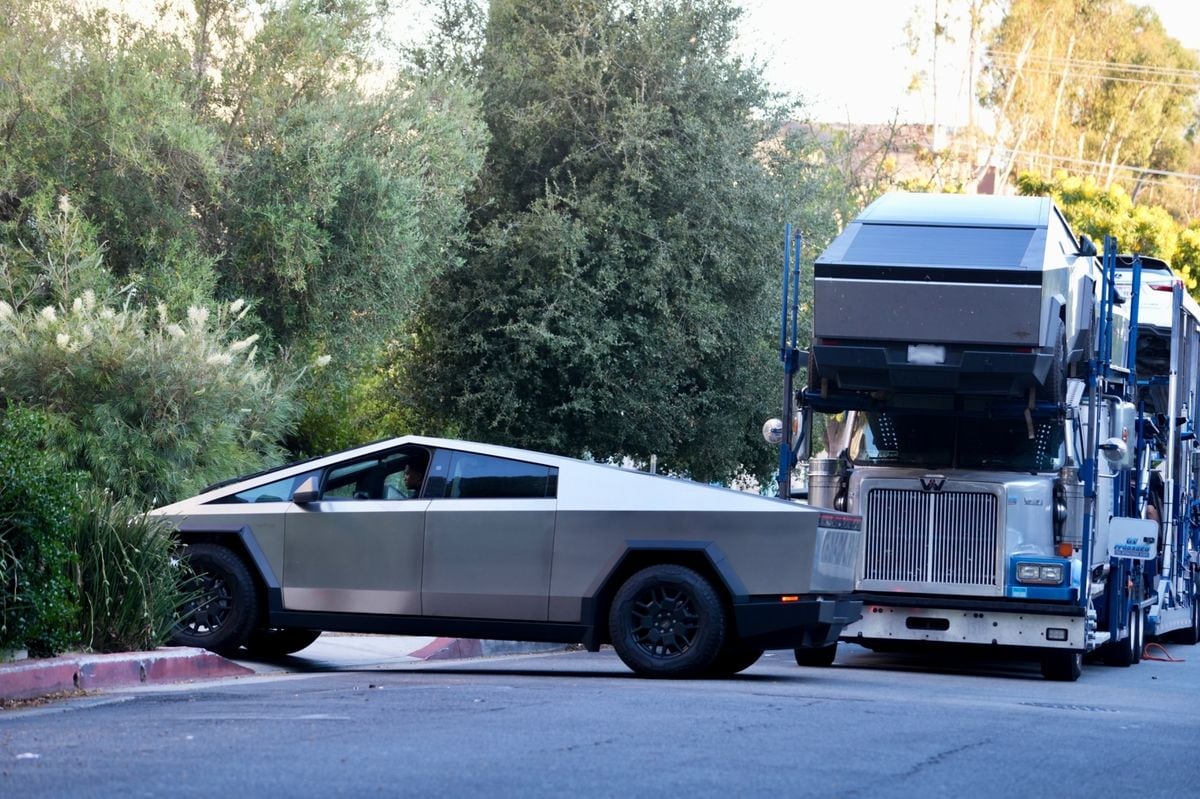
1104,608,1140,667
1132,608,1144,664
1040,319,1067,403
1176,588,1200,646
805,350,820,395
242,628,322,658
170,543,259,656
794,643,838,667
608,564,728,678
706,643,764,677
1041,650,1083,682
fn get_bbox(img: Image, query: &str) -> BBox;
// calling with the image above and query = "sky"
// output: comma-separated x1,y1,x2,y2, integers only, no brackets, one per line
734,0,1200,125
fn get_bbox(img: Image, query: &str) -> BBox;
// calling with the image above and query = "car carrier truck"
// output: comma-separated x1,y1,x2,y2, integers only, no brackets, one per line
769,192,1199,680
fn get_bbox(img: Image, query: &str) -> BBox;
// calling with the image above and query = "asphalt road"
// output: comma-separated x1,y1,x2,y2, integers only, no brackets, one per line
2,641,1198,798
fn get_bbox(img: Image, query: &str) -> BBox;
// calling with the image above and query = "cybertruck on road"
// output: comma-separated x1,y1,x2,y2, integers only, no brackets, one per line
152,436,862,678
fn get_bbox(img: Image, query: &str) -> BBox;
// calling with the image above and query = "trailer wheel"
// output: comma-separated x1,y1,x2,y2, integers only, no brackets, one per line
1041,650,1082,681
608,564,727,678
794,643,838,667
1178,593,1200,646
1104,607,1141,667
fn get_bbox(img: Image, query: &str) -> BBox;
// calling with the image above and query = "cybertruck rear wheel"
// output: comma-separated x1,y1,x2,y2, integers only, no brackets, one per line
171,543,259,656
609,564,727,678
243,628,322,658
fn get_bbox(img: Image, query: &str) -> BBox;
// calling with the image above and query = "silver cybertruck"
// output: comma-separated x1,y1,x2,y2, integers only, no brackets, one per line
151,436,863,678
810,192,1121,400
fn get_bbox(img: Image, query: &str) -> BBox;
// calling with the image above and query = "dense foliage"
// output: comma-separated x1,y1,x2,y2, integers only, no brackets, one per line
0,407,82,657
403,0,851,482
74,491,190,653
0,200,303,507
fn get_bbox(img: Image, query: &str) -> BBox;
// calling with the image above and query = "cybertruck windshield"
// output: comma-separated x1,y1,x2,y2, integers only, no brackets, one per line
848,411,1065,472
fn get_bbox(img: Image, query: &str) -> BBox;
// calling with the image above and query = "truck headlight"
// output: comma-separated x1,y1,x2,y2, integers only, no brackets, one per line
1016,562,1065,585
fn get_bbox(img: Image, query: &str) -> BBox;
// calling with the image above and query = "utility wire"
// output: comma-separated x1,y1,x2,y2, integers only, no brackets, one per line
1000,149,1200,188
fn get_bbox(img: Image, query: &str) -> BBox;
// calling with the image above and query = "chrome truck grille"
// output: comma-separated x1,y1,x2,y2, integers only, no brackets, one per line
861,487,1001,594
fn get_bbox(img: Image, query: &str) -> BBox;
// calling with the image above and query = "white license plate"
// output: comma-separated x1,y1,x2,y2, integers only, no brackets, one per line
907,344,946,365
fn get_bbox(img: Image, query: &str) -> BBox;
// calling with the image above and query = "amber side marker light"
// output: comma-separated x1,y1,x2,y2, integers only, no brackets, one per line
780,595,800,603
1057,542,1074,557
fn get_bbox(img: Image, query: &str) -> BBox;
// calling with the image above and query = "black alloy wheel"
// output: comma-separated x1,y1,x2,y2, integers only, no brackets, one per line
609,564,727,678
170,543,259,656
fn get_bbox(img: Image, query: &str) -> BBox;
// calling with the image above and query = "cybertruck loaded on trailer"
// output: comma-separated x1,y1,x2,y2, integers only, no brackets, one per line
773,193,1163,680
808,192,1121,400
153,436,863,678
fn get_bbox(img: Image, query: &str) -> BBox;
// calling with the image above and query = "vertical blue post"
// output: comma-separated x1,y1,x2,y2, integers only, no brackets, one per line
778,225,795,495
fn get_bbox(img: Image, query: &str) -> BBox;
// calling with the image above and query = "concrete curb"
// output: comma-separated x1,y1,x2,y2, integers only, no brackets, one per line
1,637,572,703
1,648,255,702
411,638,573,661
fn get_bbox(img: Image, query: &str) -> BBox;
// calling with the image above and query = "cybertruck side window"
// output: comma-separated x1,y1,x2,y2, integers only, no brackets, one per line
210,470,318,504
439,452,558,499
320,446,431,500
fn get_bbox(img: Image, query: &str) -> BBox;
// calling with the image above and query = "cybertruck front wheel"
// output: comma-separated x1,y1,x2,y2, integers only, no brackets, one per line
171,543,259,656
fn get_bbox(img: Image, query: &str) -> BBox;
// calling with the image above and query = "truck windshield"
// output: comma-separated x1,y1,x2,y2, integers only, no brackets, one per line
847,411,1065,472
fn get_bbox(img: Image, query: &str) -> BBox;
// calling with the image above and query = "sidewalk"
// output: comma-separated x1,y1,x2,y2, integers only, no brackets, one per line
1,635,567,704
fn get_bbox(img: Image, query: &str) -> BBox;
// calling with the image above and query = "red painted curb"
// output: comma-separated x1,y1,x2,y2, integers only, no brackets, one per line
1,648,254,702
409,637,483,661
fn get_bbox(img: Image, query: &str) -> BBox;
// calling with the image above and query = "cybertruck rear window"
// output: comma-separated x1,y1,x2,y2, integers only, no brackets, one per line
844,224,1036,269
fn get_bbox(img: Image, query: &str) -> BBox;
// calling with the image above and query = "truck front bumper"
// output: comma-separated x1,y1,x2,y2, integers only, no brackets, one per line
843,599,1086,650
734,595,863,650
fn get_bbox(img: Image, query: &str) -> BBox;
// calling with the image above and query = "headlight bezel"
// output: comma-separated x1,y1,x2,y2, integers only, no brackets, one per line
1015,561,1066,585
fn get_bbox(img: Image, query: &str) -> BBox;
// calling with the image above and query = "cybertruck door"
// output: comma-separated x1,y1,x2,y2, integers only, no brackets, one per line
422,449,557,621
283,446,431,615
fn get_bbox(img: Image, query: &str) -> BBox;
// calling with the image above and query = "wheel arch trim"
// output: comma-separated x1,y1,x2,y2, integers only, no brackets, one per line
176,524,284,613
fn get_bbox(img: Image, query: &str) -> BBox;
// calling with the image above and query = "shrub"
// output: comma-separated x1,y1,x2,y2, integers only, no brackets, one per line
0,292,305,507
73,490,188,653
0,406,82,657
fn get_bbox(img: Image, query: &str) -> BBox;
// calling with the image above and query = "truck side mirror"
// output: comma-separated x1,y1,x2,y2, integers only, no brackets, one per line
1077,235,1098,257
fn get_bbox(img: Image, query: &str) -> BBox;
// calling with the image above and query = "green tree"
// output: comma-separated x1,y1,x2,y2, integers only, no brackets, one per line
402,0,847,482
0,199,305,505
0,0,222,309
2,0,489,455
981,0,1200,209
204,0,487,364
1018,170,1200,289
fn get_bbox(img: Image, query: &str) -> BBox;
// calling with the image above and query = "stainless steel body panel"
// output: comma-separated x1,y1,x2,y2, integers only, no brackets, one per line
814,280,1043,345
808,192,1119,395
283,500,428,615
546,507,858,622
422,499,555,620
